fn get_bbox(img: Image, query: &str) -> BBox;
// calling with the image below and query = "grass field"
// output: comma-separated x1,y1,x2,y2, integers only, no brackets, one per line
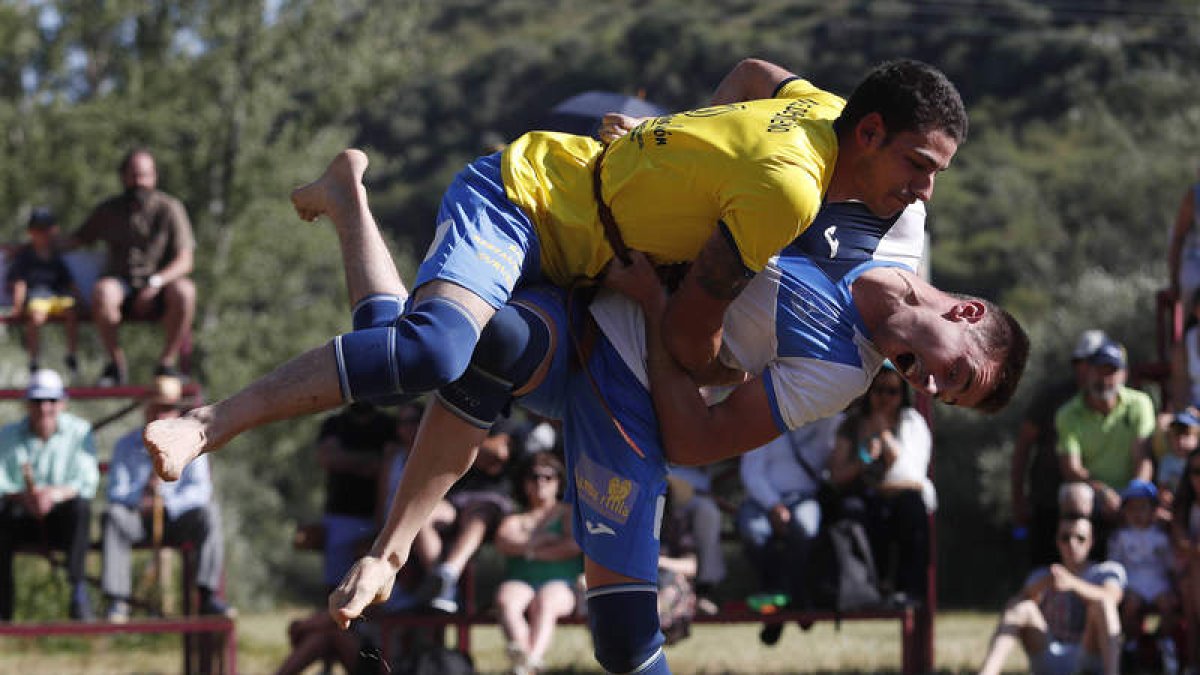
0,608,1025,674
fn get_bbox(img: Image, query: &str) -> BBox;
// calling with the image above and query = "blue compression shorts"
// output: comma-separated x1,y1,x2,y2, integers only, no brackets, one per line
514,286,668,583
413,153,543,309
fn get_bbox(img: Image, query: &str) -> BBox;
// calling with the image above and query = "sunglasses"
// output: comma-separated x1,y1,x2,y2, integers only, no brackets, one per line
871,387,903,396
1057,533,1089,544
29,398,59,404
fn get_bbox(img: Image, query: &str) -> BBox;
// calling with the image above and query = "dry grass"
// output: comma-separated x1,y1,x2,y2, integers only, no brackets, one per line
0,609,1025,674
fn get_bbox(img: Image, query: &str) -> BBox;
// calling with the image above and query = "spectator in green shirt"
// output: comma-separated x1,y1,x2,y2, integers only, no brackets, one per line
0,369,99,620
1056,339,1155,555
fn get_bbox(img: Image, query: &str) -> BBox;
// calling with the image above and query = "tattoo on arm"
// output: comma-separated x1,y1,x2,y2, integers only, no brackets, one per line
694,224,753,301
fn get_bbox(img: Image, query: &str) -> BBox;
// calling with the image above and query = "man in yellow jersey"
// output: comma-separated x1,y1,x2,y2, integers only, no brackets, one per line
143,58,966,622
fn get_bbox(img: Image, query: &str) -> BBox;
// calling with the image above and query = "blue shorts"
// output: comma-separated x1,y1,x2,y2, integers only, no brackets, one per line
412,153,543,309
514,287,668,583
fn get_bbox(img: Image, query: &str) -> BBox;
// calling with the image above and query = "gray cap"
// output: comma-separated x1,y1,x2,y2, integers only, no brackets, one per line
1071,329,1109,361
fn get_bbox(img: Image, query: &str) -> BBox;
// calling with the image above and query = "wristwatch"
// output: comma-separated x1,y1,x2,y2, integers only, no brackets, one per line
147,274,164,289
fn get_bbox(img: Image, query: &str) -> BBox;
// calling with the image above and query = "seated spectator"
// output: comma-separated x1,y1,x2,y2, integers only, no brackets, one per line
666,464,725,615
101,375,233,621
6,208,81,378
657,476,700,646
829,366,934,606
416,418,521,613
0,369,98,620
1057,338,1156,556
1170,446,1200,674
1159,410,1200,514
275,609,363,675
1011,329,1106,569
317,402,395,591
67,148,196,384
1107,480,1179,671
494,452,581,675
278,400,426,675
1171,289,1200,410
978,515,1125,675
737,414,841,645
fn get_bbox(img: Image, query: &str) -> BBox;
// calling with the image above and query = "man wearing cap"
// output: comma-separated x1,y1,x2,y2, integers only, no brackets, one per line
6,208,82,377
0,369,98,621
1011,329,1109,567
100,376,232,622
68,148,196,385
1056,338,1156,555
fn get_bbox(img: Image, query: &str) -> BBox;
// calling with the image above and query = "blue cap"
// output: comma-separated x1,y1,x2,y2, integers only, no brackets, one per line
1087,339,1127,370
27,207,56,229
1120,479,1158,503
1172,410,1200,429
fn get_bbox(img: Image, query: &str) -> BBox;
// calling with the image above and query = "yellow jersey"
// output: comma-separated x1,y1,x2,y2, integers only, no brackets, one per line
501,79,845,286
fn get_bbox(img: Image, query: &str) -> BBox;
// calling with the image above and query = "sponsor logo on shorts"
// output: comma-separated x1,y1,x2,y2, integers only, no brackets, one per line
574,453,638,525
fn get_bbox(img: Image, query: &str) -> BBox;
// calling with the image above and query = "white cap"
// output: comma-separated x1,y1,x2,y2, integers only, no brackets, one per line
26,369,65,400
1071,329,1109,361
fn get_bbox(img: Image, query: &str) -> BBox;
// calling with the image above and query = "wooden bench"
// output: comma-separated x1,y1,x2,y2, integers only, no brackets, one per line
371,563,931,674
0,615,237,674
2,384,234,674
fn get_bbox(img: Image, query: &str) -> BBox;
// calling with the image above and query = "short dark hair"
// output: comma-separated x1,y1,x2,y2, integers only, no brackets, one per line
833,59,968,144
118,147,154,174
514,451,566,505
970,297,1029,414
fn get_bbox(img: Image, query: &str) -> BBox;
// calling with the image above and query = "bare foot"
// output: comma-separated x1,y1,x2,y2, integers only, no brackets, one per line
143,410,212,481
291,149,369,222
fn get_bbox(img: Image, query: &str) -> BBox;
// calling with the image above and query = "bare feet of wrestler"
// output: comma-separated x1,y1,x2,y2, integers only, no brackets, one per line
143,407,214,481
290,148,369,222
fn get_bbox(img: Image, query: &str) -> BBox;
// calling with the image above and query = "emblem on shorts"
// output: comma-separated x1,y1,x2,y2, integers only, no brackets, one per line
574,454,639,525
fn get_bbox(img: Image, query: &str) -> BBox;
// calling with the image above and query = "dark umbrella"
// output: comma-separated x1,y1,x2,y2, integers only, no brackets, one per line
540,91,668,138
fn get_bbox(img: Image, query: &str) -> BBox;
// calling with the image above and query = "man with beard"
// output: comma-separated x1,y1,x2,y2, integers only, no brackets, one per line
69,148,196,385
1056,338,1155,558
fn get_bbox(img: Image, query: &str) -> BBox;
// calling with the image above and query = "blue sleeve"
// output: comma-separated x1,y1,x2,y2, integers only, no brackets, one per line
106,433,141,506
166,456,213,517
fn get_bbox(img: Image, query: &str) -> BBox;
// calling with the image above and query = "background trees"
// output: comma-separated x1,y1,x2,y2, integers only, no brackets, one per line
0,0,1197,607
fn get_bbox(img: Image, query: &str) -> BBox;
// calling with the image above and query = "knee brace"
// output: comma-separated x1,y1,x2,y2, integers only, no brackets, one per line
438,301,552,427
587,584,671,674
351,294,405,331
334,296,480,401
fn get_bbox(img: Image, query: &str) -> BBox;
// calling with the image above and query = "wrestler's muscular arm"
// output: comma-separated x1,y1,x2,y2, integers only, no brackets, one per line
661,224,753,376
710,58,798,105
607,252,779,466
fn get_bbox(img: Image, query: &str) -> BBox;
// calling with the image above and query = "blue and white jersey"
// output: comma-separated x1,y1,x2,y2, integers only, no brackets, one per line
590,201,924,433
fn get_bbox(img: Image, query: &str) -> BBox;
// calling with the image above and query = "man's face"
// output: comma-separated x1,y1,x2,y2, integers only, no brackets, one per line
852,115,958,218
1056,518,1092,566
1083,362,1124,406
122,152,157,191
27,398,63,437
887,302,997,409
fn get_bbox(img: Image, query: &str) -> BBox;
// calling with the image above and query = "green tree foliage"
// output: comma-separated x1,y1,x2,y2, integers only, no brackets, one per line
1,0,1199,608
